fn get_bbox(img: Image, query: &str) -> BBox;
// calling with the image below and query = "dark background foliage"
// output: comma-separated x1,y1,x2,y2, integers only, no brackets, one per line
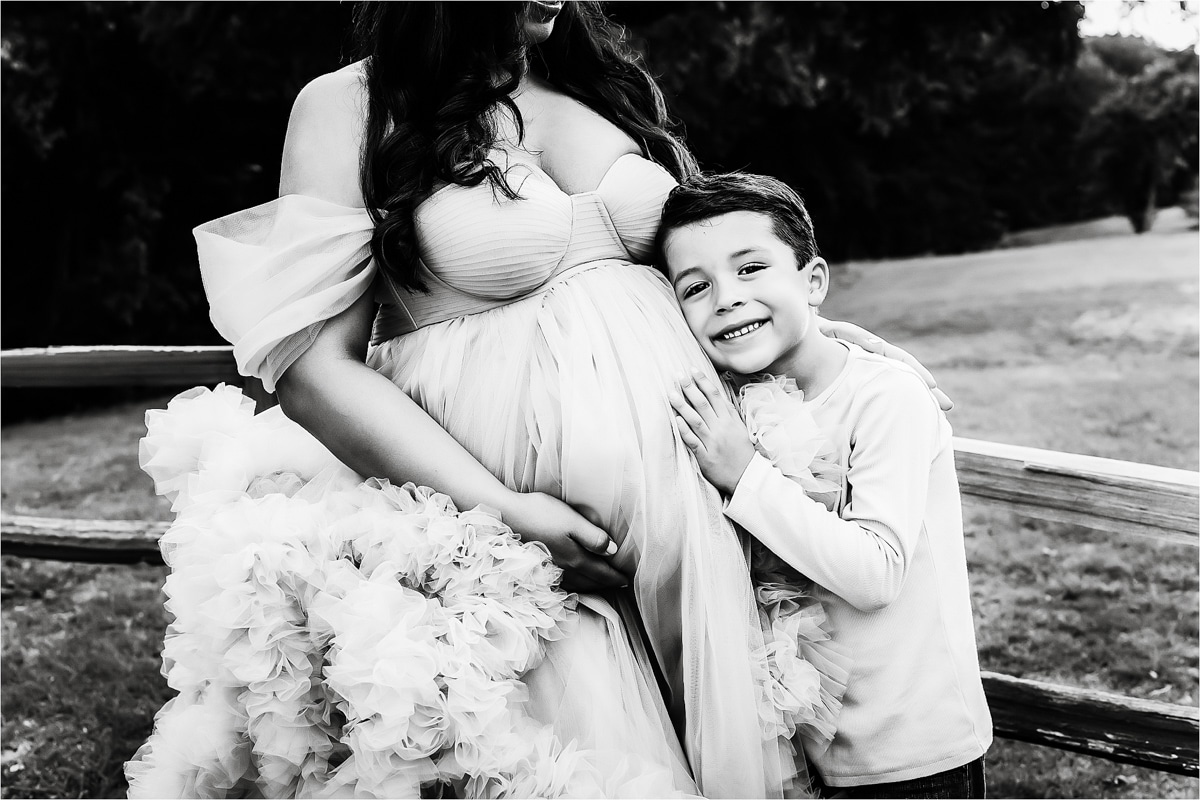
3,2,356,351
624,2,1090,258
2,2,1196,409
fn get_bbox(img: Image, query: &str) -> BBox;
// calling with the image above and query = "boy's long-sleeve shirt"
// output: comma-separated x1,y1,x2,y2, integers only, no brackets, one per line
726,342,992,786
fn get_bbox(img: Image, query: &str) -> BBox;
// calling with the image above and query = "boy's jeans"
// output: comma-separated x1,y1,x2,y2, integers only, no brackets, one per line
814,756,986,799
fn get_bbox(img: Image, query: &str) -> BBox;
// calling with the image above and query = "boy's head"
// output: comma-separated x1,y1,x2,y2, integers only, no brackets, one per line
656,172,831,376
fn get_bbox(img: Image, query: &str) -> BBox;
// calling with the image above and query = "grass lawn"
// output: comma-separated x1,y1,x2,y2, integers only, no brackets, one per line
2,212,1198,798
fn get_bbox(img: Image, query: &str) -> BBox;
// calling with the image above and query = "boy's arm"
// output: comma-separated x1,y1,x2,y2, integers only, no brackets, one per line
727,370,944,613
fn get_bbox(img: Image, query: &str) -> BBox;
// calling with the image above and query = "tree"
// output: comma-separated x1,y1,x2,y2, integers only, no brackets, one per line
1077,41,1199,232
624,2,1085,260
10,0,1162,372
2,2,353,350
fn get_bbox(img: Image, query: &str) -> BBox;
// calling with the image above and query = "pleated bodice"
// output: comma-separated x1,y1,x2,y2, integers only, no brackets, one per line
372,153,676,338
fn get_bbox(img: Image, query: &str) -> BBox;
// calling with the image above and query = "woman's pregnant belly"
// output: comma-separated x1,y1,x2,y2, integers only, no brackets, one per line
367,262,721,567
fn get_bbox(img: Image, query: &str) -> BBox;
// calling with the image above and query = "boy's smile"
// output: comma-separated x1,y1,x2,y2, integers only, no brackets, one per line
715,320,767,341
663,210,827,377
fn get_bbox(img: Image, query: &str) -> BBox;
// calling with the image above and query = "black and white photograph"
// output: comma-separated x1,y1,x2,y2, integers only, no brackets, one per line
1,2,1197,798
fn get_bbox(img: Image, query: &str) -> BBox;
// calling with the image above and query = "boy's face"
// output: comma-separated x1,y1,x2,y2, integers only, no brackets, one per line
663,210,828,375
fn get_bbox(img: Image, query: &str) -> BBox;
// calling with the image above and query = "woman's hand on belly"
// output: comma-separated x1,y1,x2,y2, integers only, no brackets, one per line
500,492,628,592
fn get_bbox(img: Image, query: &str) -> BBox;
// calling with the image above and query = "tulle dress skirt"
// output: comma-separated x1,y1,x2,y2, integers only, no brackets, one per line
371,261,840,796
127,259,843,798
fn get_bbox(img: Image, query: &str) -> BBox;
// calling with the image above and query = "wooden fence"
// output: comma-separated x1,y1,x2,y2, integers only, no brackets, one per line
3,345,1199,777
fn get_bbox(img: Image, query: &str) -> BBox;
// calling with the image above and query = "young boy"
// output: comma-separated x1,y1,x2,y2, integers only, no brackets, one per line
657,172,993,798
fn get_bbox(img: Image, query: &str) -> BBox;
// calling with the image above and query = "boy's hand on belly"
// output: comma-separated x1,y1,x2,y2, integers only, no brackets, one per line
669,372,756,497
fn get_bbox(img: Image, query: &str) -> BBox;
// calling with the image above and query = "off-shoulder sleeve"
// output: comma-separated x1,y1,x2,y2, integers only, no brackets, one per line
194,194,376,393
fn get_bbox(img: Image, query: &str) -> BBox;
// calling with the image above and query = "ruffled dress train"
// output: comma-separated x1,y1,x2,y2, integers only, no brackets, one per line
128,385,695,798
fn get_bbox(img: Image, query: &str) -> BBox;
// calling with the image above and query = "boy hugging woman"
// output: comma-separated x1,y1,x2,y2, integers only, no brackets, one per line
658,173,993,799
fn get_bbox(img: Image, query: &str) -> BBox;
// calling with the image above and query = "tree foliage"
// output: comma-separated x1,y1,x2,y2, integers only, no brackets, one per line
1,1,1195,363
2,2,353,349
620,1,1090,260
1078,39,1199,231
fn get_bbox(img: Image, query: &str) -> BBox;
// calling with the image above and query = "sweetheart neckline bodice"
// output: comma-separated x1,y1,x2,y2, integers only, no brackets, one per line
371,151,679,339
418,151,651,213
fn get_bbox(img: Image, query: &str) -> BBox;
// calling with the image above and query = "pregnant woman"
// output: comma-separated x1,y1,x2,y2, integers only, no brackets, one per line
127,2,921,796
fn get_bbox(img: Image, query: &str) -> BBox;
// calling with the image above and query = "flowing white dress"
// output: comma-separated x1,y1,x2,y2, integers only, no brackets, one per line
126,154,843,798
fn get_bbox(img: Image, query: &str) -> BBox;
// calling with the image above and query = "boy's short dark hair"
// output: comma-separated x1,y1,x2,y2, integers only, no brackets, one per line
654,172,820,270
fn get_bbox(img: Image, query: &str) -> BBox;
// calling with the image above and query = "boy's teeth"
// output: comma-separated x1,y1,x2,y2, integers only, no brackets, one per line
719,321,764,341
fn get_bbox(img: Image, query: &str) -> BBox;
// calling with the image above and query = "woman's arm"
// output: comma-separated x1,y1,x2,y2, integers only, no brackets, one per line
273,67,625,591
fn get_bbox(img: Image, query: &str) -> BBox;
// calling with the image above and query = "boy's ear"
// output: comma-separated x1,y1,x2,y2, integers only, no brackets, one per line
807,257,830,307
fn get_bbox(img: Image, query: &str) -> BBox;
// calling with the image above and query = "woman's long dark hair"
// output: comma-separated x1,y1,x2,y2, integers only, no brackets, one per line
352,1,697,290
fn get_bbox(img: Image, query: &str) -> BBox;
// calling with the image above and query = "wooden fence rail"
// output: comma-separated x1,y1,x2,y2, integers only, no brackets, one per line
954,438,1199,546
1,345,240,387
983,672,1198,776
2,515,167,564
7,346,1199,543
3,345,1199,778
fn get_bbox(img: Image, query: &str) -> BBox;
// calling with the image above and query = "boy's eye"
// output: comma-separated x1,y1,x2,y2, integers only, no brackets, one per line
680,281,709,299
739,262,768,275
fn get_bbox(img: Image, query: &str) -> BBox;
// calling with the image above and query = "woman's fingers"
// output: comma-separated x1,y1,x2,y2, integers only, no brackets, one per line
932,387,954,412
567,514,620,557
508,492,619,560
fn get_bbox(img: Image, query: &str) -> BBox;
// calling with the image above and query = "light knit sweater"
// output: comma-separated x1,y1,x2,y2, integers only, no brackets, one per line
726,342,993,787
